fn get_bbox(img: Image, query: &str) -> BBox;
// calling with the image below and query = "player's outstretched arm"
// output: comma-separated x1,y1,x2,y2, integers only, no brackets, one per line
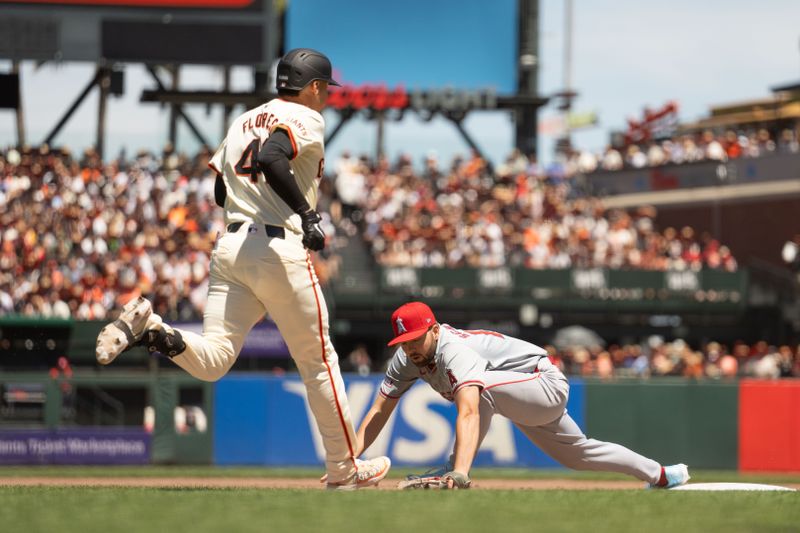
450,385,481,480
355,394,398,456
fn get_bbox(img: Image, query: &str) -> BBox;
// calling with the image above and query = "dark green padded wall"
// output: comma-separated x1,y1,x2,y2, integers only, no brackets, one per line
585,379,738,469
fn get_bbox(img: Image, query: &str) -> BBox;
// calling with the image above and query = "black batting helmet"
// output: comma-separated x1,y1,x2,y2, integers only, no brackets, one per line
276,48,341,91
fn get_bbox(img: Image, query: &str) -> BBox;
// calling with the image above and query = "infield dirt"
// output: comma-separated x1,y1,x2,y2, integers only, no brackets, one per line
5,477,799,490
0,476,646,490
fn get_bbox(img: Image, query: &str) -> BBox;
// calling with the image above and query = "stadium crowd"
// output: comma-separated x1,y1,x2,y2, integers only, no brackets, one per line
546,338,800,380
0,144,349,323
570,127,799,174
345,335,800,380
1,142,797,379
333,149,738,270
0,144,222,321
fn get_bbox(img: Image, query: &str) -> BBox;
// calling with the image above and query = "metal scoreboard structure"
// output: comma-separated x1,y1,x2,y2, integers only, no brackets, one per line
136,0,547,161
0,0,278,155
0,0,277,66
0,0,547,161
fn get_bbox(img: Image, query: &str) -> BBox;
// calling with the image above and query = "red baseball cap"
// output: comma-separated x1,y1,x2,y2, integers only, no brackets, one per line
387,302,437,346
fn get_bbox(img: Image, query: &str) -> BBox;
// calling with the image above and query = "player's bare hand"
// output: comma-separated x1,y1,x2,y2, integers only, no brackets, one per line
441,471,471,489
300,209,326,251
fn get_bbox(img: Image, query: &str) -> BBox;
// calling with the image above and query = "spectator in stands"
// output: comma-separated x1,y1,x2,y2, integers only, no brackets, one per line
718,351,739,378
723,130,742,159
646,142,667,166
346,343,373,377
625,145,648,168
333,151,368,222
756,128,776,154
600,146,624,171
778,129,799,153
702,130,727,161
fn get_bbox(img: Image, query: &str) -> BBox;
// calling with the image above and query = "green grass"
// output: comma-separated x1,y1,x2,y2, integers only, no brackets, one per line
0,486,798,533
2,468,799,533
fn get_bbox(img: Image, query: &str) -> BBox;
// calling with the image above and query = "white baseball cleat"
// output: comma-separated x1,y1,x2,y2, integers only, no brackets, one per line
650,463,690,489
326,457,392,491
96,296,162,365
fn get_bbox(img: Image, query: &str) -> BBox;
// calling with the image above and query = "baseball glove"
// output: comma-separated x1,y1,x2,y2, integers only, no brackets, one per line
397,474,443,490
397,471,471,490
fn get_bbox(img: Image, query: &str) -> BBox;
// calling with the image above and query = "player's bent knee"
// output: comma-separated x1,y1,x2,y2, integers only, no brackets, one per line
197,367,230,382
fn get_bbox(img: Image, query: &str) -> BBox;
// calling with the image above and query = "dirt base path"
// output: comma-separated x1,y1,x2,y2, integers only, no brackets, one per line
0,477,650,490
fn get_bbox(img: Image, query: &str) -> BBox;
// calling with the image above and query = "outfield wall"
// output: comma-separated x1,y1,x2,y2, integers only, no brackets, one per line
213,376,800,472
1,373,799,471
585,380,739,469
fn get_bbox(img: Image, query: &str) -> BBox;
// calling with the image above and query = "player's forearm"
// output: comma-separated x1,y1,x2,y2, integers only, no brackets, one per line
355,406,391,456
452,410,479,474
214,174,227,207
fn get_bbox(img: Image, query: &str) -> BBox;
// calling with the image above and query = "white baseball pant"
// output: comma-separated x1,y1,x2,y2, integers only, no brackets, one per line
168,223,358,483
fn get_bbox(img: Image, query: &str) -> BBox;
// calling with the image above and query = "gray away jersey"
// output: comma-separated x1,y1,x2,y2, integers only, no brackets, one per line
379,325,547,402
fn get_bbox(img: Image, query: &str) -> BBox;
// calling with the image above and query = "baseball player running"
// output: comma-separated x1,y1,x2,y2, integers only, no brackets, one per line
356,301,689,490
95,48,390,489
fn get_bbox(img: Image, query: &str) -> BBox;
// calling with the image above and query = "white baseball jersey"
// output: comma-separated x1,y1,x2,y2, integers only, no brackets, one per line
379,325,547,402
171,98,361,483
209,99,326,234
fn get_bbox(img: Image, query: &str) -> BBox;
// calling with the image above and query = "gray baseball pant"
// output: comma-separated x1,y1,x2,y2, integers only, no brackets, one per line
478,357,662,484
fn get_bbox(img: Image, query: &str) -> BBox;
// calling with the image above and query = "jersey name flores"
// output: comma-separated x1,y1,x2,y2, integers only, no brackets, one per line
210,99,325,234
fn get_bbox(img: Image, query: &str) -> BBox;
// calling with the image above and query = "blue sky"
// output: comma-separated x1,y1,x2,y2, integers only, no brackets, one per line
1,0,800,166
286,0,517,91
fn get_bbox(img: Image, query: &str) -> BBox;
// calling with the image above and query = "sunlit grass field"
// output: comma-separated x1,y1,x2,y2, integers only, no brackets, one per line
1,467,798,533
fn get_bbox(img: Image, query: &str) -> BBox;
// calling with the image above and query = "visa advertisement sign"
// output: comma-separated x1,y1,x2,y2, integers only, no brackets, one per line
213,375,585,468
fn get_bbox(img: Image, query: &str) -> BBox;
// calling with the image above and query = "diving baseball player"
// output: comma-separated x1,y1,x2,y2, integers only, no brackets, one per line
95,48,390,489
356,301,689,490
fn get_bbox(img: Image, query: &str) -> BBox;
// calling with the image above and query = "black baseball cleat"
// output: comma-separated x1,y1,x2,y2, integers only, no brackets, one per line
143,327,186,358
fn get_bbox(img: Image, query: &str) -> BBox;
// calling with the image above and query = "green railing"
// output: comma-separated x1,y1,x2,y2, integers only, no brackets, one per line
0,371,214,464
370,267,748,312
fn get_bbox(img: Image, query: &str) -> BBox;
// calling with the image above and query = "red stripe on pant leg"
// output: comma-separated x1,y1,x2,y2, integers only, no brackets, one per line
483,373,541,391
306,253,357,467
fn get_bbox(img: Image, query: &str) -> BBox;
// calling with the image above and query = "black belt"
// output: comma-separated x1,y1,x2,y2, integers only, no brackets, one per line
226,222,285,239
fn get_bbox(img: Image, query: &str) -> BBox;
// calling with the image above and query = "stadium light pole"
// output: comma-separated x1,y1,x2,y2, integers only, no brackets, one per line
557,0,576,155
12,61,25,147
515,0,540,157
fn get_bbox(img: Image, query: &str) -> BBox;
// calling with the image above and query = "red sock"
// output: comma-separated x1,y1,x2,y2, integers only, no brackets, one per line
657,467,668,487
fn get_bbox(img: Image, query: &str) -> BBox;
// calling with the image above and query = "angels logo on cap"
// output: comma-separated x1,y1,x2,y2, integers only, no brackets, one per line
388,302,437,346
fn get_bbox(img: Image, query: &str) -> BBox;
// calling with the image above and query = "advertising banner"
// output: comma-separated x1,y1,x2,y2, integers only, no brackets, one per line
0,428,150,465
177,320,289,358
214,374,586,468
